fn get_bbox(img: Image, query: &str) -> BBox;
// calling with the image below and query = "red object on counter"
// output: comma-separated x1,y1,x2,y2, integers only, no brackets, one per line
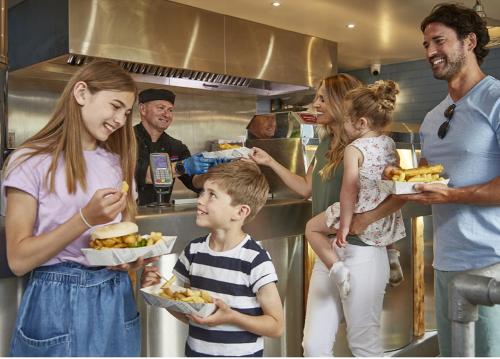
299,113,317,123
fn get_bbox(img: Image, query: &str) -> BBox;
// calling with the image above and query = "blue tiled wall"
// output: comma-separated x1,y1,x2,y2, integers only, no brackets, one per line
345,47,500,124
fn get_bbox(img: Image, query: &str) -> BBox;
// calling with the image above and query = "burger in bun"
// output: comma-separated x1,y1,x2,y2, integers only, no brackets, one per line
89,221,140,249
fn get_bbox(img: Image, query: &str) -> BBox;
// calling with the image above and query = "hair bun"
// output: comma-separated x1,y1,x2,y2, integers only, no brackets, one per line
369,80,399,112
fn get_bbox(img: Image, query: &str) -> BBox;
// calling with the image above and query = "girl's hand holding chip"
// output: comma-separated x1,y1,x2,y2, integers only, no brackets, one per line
81,188,127,226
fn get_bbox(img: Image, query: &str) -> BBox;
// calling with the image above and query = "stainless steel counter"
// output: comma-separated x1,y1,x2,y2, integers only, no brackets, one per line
0,199,438,357
137,198,312,246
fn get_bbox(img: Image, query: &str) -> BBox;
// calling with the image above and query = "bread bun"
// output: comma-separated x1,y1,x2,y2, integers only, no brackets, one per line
91,221,138,240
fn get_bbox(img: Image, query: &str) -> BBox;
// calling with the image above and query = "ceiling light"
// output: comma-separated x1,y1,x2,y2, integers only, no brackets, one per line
271,1,281,7
347,23,356,29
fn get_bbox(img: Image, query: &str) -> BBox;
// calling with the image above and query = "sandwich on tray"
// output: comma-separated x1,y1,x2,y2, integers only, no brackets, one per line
89,221,141,249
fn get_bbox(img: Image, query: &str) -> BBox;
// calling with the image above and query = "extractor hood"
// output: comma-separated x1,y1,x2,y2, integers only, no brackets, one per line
9,0,337,96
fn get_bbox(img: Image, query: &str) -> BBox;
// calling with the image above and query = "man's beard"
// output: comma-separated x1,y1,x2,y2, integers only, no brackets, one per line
432,47,467,81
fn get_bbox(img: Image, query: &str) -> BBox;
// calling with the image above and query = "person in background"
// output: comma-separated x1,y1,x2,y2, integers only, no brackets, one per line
134,88,216,205
247,114,277,139
305,80,406,355
250,74,405,356
2,61,151,356
142,160,283,357
396,3,500,356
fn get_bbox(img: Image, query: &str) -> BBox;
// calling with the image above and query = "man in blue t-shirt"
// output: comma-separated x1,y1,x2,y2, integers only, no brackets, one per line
398,4,500,356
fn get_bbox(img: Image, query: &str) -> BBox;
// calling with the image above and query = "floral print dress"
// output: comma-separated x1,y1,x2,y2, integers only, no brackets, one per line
325,135,406,246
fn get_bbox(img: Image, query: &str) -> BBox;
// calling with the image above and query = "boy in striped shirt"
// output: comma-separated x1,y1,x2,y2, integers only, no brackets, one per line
143,160,283,356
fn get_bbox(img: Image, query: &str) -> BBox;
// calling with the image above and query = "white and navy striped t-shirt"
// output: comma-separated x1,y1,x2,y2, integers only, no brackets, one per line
173,234,278,357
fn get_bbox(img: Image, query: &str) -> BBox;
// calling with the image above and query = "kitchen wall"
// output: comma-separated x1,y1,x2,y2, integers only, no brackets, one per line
345,47,500,124
7,77,257,152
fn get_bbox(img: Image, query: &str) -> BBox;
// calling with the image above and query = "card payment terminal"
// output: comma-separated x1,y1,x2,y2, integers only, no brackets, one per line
149,153,174,206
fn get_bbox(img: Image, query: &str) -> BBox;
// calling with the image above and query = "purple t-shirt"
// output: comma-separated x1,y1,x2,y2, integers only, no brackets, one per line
2,146,126,266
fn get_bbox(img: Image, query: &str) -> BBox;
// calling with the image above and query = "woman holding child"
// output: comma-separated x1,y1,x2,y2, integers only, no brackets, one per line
251,74,405,356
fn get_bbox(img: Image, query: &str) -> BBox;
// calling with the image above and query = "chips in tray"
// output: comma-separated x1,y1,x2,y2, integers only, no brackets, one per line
378,164,449,194
218,143,242,150
140,275,216,317
390,164,445,182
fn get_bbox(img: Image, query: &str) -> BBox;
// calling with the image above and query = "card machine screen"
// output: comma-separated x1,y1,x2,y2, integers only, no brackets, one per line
150,153,173,187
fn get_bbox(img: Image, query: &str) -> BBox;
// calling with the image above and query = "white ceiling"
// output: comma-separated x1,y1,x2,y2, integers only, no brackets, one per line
171,0,500,71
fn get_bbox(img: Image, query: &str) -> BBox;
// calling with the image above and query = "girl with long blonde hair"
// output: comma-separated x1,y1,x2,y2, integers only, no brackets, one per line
3,60,147,356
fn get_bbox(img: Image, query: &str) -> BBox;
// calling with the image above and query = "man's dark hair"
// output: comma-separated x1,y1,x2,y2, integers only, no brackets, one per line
421,3,490,65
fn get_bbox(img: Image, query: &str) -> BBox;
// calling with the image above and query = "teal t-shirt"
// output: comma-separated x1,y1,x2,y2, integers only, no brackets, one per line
311,135,364,245
311,135,343,216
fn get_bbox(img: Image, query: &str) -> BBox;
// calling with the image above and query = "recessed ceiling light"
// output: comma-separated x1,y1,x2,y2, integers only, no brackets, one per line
347,23,356,29
272,1,281,7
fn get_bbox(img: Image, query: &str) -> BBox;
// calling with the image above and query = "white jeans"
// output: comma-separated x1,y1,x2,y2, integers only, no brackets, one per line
302,244,389,357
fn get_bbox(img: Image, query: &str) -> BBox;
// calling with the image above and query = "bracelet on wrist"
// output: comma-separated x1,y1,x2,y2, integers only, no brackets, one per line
79,208,93,229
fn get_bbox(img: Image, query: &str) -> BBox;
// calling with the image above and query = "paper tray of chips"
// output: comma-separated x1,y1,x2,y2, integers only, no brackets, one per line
81,235,176,266
140,284,216,318
378,179,450,195
202,147,252,160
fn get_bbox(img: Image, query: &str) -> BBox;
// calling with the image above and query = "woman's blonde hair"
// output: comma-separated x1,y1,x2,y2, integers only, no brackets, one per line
345,80,399,130
317,73,362,179
4,60,138,218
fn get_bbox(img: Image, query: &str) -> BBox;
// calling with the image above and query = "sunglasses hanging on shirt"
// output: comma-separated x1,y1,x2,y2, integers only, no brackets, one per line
437,104,456,139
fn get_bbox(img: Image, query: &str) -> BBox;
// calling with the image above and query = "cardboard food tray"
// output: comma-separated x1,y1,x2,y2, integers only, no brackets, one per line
81,235,176,266
378,179,450,195
202,147,252,160
140,283,216,318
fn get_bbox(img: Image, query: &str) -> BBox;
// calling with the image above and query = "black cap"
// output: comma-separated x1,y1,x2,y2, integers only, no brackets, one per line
138,88,176,104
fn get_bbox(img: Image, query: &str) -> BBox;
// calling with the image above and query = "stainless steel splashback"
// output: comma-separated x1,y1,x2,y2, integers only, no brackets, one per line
9,0,337,95
8,74,256,152
7,74,258,199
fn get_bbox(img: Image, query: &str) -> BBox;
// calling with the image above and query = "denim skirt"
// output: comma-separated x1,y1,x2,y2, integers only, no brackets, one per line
9,262,140,357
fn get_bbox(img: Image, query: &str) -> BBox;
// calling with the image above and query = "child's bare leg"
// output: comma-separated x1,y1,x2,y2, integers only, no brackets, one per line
387,243,404,287
305,212,339,267
305,212,350,299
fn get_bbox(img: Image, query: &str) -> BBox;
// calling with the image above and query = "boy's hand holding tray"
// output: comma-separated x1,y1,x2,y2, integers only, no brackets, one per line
141,275,216,318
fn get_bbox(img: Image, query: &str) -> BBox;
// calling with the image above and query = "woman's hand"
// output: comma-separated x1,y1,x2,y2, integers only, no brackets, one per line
81,188,127,226
250,147,274,167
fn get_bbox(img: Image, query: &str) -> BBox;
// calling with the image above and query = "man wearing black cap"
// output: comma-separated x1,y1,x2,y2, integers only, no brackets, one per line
134,88,215,205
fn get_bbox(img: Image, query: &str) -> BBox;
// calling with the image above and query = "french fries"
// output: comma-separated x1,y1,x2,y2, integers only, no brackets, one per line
121,181,129,193
161,274,177,289
218,143,241,150
157,275,213,304
390,164,445,182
